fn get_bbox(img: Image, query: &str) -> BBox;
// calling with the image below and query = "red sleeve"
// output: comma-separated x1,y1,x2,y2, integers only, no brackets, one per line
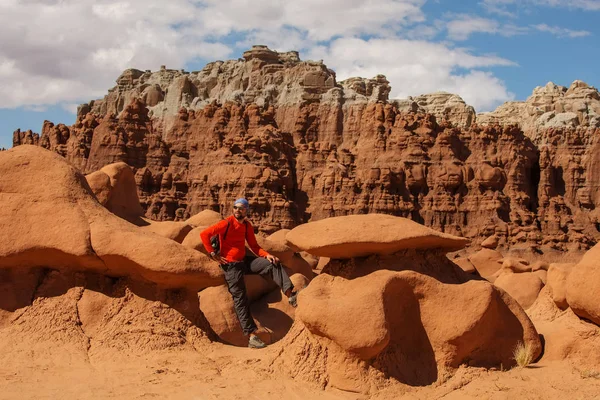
200,219,229,254
245,222,270,258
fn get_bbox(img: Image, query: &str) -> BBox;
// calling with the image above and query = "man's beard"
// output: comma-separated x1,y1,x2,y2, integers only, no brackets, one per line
234,213,245,221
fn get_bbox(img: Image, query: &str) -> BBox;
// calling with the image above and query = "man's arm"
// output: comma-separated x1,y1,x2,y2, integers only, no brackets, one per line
200,219,229,254
245,223,271,258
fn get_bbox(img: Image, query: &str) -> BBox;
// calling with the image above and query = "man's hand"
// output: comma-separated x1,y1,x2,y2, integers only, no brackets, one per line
266,254,280,265
210,252,228,265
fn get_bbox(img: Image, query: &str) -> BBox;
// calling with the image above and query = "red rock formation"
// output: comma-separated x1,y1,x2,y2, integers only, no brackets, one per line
272,270,541,392
13,46,600,249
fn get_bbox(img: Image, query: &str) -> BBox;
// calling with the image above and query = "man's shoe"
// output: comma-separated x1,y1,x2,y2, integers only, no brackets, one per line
288,291,298,308
248,335,267,349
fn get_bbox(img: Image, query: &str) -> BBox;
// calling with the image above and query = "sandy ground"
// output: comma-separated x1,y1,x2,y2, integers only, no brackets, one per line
2,340,600,400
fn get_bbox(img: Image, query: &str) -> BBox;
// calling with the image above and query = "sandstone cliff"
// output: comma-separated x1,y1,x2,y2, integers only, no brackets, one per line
478,80,600,136
13,46,600,251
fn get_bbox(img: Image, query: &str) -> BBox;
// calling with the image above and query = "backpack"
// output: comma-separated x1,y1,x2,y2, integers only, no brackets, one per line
210,220,249,255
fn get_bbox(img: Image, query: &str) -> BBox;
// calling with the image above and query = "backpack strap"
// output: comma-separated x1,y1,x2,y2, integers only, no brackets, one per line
218,220,230,253
222,220,231,240
244,220,250,240
220,219,249,251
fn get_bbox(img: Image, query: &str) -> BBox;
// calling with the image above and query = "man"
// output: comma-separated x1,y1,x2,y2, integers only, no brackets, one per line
200,198,298,349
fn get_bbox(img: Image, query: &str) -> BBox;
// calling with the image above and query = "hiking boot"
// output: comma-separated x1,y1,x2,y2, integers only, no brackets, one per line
248,335,267,349
288,290,299,308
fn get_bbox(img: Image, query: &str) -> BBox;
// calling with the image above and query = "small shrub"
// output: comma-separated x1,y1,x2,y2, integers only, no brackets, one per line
513,341,534,367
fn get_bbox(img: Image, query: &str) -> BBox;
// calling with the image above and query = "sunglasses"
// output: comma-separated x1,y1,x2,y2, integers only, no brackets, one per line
233,206,247,210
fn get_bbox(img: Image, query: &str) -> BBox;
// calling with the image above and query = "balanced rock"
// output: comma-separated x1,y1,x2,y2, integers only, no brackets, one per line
274,270,541,392
285,214,469,259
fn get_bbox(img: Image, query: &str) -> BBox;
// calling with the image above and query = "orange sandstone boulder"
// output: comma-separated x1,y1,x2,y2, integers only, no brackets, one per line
274,269,541,392
296,270,540,365
285,214,469,258
467,248,504,282
186,210,223,227
182,226,209,254
547,263,575,310
453,257,477,274
85,162,144,222
533,269,548,284
566,243,600,325
527,287,600,367
0,145,223,290
481,235,499,249
501,257,531,273
138,220,193,243
494,272,545,310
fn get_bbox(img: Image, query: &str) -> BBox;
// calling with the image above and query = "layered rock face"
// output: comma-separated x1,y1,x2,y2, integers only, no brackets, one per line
477,80,600,250
478,81,600,134
393,91,476,128
13,46,600,249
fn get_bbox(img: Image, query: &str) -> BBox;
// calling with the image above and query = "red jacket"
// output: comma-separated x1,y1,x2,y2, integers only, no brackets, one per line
200,215,270,262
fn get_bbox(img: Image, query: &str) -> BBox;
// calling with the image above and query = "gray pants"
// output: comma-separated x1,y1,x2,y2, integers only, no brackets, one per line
222,256,294,335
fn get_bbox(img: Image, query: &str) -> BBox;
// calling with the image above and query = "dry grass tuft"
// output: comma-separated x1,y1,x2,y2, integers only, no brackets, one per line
513,341,534,368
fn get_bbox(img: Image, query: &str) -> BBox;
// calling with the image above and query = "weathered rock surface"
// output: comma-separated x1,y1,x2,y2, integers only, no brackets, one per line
566,243,600,325
478,81,600,134
85,162,144,222
494,272,544,310
273,270,541,392
546,263,575,310
467,248,504,282
185,210,223,227
138,220,192,243
481,235,499,249
285,214,469,258
528,287,600,367
0,145,223,290
393,91,476,128
13,47,600,250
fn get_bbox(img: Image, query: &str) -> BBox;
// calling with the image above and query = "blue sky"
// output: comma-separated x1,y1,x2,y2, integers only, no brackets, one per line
1,0,598,149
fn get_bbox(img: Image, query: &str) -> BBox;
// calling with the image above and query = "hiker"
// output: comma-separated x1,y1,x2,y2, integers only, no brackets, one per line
200,198,298,349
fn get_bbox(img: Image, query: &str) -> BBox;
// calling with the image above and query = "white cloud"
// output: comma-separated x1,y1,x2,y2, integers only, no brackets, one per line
482,0,600,13
442,14,531,41
0,0,516,113
311,38,515,111
534,23,591,37
0,0,232,108
446,15,500,40
439,12,589,42
198,0,427,41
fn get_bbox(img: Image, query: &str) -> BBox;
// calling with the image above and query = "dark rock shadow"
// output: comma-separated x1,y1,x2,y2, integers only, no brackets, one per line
322,248,478,285
371,277,438,386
